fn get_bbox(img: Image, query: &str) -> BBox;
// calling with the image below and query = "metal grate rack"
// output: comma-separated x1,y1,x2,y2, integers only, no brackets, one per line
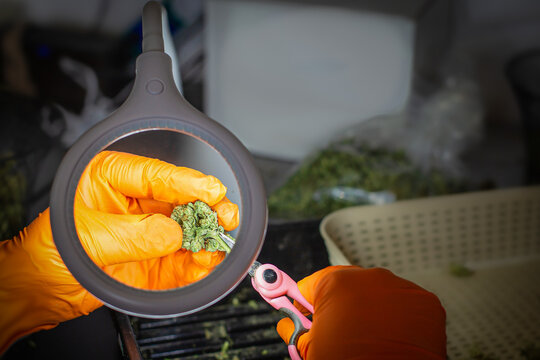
129,283,288,360
117,220,331,360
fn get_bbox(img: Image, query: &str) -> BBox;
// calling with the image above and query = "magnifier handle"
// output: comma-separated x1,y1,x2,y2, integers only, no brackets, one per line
142,1,165,52
142,1,183,93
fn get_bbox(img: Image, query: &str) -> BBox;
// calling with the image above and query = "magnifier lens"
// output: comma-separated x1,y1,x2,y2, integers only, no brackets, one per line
51,3,266,316
73,129,241,291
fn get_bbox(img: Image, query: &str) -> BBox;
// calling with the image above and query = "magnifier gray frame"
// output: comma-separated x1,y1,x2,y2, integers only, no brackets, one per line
49,2,267,318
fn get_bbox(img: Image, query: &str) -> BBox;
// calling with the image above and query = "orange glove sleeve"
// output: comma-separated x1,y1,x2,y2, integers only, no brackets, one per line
0,151,239,354
276,266,446,360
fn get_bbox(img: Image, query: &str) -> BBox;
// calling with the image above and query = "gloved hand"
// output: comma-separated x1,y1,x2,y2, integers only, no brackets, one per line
0,151,239,353
277,266,446,360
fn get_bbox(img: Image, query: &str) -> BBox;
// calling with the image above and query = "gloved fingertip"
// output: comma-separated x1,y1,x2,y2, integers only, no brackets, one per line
199,175,227,206
212,198,239,231
190,249,226,268
277,314,311,358
276,317,294,344
141,214,183,256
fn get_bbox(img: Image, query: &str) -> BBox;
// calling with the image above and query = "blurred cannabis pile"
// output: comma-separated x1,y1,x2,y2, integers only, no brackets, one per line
268,145,470,220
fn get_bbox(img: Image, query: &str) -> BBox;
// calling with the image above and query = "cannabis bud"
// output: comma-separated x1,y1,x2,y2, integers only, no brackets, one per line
170,200,235,253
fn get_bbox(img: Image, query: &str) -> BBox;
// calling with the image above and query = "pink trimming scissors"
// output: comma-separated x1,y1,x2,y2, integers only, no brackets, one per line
249,261,314,360
219,234,314,360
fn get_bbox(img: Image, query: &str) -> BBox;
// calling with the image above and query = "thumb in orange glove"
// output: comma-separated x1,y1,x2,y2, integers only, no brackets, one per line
276,266,446,360
0,151,239,354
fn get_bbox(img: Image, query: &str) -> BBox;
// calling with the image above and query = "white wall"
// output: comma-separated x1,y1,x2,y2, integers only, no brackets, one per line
205,0,416,160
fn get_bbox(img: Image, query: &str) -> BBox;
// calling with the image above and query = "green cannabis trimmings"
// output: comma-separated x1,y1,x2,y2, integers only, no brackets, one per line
268,146,469,220
449,263,474,277
171,200,235,253
449,263,475,277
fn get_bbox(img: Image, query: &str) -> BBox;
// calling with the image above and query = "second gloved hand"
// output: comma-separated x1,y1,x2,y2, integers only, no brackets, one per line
276,266,446,360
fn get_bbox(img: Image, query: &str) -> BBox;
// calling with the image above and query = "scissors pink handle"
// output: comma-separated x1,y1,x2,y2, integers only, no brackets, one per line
250,262,313,360
288,344,302,360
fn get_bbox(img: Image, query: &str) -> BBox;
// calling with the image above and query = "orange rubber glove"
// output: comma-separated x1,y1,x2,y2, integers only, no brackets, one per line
277,266,446,360
0,151,239,354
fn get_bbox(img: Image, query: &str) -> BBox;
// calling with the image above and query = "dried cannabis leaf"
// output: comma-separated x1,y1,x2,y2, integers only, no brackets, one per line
449,263,475,277
171,200,235,253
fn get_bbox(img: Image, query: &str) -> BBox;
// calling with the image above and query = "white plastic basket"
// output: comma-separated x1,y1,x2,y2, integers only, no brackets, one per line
320,186,540,359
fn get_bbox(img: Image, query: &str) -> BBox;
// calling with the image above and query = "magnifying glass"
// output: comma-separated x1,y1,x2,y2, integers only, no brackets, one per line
49,1,267,318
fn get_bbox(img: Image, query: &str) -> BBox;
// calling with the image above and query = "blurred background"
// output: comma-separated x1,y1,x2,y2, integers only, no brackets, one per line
1,0,540,359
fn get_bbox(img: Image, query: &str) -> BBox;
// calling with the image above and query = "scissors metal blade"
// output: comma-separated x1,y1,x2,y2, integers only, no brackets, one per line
218,232,236,252
248,261,261,277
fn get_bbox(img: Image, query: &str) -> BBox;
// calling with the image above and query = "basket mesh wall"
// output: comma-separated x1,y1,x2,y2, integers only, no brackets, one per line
321,186,540,359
